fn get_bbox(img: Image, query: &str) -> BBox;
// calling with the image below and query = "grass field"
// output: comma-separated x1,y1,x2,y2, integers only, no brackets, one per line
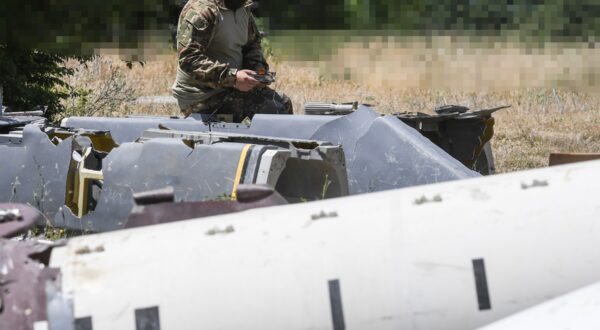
62,38,600,174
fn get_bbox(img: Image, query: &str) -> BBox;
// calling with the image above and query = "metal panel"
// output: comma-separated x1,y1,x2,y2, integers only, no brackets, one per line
0,240,63,330
0,116,46,131
479,282,600,330
255,150,290,186
54,138,248,232
74,317,92,330
124,184,288,229
336,114,477,193
46,134,347,232
0,124,348,232
0,126,72,225
49,160,600,330
135,307,160,330
47,278,74,330
61,117,211,144
328,279,346,330
0,204,41,238
473,259,492,311
549,153,600,166
61,106,480,194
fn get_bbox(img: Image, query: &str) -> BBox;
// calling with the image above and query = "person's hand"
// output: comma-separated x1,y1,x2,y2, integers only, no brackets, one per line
234,70,261,92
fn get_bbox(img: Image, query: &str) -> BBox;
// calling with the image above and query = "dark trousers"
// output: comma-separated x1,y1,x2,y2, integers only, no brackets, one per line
187,87,293,122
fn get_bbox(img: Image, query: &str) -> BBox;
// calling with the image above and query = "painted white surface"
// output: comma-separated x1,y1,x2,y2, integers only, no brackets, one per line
255,149,289,186
50,160,600,330
479,281,600,330
33,321,49,330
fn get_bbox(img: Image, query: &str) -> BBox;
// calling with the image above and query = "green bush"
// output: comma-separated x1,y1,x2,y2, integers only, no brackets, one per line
0,0,173,120
0,46,84,118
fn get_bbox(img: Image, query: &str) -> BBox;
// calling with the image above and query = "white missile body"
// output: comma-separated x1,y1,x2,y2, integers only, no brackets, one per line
479,281,600,330
49,160,600,330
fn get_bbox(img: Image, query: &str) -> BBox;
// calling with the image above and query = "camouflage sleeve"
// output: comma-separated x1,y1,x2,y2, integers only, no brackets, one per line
242,13,269,72
177,6,237,88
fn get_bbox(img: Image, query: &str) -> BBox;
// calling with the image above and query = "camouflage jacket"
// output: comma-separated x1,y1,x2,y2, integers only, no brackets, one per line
175,0,267,91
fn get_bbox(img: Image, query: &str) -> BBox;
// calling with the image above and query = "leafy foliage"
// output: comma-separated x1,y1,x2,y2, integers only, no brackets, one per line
0,0,174,118
0,46,83,117
0,0,173,55
262,0,600,42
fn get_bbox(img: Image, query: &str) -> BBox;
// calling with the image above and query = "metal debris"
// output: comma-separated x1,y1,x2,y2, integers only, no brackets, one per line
549,153,600,166
521,180,549,190
0,104,496,233
0,204,41,239
0,209,22,222
0,239,63,330
311,210,339,221
0,125,346,233
125,185,287,229
74,245,105,255
414,195,443,205
62,106,480,195
205,225,235,236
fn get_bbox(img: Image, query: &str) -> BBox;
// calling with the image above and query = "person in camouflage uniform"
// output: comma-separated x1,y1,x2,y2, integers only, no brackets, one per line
172,0,293,122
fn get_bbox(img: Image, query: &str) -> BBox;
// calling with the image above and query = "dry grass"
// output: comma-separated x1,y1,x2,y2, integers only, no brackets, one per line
272,61,600,173
63,45,600,174
271,35,600,93
63,55,180,117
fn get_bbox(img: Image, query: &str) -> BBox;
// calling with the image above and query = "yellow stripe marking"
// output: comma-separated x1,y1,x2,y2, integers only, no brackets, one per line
231,144,252,200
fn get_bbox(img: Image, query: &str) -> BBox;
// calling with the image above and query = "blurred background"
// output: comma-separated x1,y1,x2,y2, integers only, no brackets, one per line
0,0,599,172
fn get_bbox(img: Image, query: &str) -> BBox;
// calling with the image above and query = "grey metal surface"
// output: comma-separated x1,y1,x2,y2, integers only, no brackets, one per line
46,277,74,330
0,207,21,222
53,138,250,232
139,130,349,199
62,113,337,144
0,106,479,231
304,102,357,115
227,107,479,191
62,116,211,144
348,115,476,192
46,132,346,232
140,128,329,148
0,126,72,224
0,133,23,144
230,113,336,138
3,111,45,117
62,106,479,195
0,204,41,238
0,116,46,130
0,239,63,330
476,142,496,175
125,184,288,229
0,122,348,232
248,107,479,191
